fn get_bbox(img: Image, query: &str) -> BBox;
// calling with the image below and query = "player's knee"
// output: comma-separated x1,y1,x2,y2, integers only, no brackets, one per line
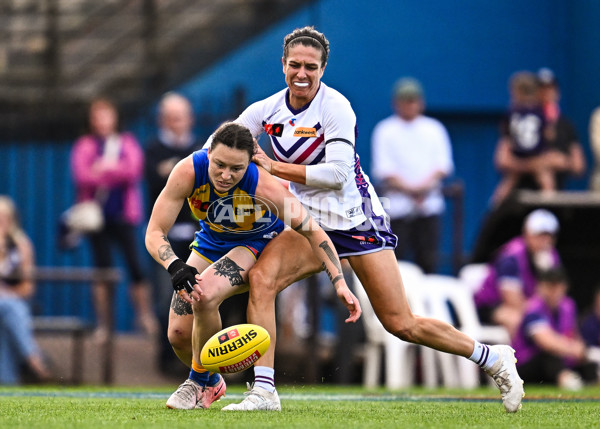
391,326,418,343
382,317,418,344
248,265,279,299
191,288,220,310
167,325,191,351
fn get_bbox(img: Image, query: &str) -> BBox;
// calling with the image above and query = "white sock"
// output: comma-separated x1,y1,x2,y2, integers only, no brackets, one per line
468,341,499,371
254,366,275,393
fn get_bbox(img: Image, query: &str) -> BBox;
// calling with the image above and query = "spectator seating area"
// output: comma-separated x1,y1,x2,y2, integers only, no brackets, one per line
356,260,510,389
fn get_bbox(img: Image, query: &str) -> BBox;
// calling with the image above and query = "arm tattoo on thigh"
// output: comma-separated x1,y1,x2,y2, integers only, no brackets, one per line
170,292,193,315
212,257,245,287
319,241,343,273
158,235,175,261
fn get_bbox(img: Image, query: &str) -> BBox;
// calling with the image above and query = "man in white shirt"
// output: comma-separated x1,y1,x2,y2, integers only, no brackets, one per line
371,77,454,273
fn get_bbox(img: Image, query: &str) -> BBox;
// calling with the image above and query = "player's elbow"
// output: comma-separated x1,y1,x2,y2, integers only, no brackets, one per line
329,180,345,191
330,162,351,189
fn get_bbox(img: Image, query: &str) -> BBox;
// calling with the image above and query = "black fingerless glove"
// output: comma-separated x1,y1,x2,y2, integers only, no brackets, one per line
167,259,199,297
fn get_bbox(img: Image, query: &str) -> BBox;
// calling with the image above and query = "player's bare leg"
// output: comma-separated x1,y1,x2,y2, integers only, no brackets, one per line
247,229,322,368
167,253,211,366
167,248,255,410
347,249,523,412
223,229,321,411
167,294,194,366
190,247,254,368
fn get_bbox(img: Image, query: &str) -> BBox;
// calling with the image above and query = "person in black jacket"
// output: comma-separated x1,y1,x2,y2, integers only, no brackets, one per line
145,92,204,374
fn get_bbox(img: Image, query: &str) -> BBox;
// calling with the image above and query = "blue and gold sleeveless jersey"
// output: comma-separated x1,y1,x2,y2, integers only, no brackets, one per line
187,149,284,242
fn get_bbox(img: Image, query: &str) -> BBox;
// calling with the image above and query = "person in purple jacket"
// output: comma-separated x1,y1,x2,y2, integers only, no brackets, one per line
512,268,598,389
581,287,600,347
70,97,158,340
475,209,561,336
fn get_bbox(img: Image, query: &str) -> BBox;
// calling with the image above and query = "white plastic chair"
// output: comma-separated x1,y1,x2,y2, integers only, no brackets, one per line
356,260,428,389
422,274,510,388
458,263,490,294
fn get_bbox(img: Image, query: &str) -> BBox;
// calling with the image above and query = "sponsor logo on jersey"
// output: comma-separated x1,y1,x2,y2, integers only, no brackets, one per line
289,118,296,126
204,194,279,235
346,206,362,218
264,123,284,137
265,109,281,122
293,127,317,137
208,329,258,357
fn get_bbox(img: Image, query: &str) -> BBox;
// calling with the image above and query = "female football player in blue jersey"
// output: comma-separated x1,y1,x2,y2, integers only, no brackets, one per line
145,122,360,410
219,26,525,412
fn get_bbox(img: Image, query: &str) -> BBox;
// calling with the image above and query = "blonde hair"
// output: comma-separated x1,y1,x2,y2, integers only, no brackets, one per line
0,195,25,243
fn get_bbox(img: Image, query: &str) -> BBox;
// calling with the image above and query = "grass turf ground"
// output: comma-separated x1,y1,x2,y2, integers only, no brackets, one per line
1,384,599,428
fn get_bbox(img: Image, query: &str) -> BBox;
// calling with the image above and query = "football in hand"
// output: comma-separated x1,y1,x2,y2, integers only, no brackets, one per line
200,324,270,374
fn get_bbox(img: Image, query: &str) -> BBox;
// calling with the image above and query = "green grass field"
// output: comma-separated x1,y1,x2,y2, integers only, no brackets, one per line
1,384,599,428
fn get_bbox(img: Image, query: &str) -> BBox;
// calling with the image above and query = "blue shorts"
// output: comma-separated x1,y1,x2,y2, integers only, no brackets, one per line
326,218,398,258
191,224,285,264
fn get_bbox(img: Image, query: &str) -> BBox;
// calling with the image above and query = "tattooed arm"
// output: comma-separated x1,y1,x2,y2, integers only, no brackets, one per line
145,155,195,269
255,167,361,323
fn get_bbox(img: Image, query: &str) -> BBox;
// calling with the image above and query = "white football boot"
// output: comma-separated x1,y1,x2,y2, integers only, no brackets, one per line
484,345,525,413
166,379,202,409
222,383,281,411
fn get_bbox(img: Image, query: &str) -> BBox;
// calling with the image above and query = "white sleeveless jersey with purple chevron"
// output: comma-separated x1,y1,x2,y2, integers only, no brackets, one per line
235,82,387,231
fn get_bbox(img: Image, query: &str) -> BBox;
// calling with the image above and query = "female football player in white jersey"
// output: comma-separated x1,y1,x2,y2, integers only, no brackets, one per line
221,26,524,412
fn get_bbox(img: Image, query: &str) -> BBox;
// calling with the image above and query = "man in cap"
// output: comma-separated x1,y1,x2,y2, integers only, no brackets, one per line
474,209,562,336
371,77,454,273
513,267,598,389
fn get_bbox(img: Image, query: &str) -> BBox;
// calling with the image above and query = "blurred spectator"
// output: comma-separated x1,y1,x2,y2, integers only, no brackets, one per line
70,97,158,340
512,267,598,389
491,71,554,206
371,77,454,273
474,209,562,336
580,287,600,347
471,69,585,263
536,67,586,188
590,106,600,191
144,92,203,373
0,195,50,384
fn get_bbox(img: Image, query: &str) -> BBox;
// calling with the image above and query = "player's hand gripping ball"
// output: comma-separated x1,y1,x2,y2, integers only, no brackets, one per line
200,324,270,374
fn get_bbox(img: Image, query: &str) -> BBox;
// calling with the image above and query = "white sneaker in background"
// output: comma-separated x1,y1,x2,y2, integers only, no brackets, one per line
558,370,584,391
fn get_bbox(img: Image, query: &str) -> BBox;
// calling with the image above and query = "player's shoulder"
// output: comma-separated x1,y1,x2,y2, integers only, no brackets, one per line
319,82,355,119
191,147,209,162
248,87,288,111
320,82,352,105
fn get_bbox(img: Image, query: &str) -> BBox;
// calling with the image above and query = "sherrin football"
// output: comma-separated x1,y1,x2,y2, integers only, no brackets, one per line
200,324,270,374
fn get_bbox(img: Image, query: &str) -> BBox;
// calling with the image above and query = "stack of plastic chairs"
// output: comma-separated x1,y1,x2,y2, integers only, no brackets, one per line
422,274,510,388
356,260,432,389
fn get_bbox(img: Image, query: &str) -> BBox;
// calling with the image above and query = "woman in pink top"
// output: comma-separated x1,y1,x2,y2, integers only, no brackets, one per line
70,97,157,339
